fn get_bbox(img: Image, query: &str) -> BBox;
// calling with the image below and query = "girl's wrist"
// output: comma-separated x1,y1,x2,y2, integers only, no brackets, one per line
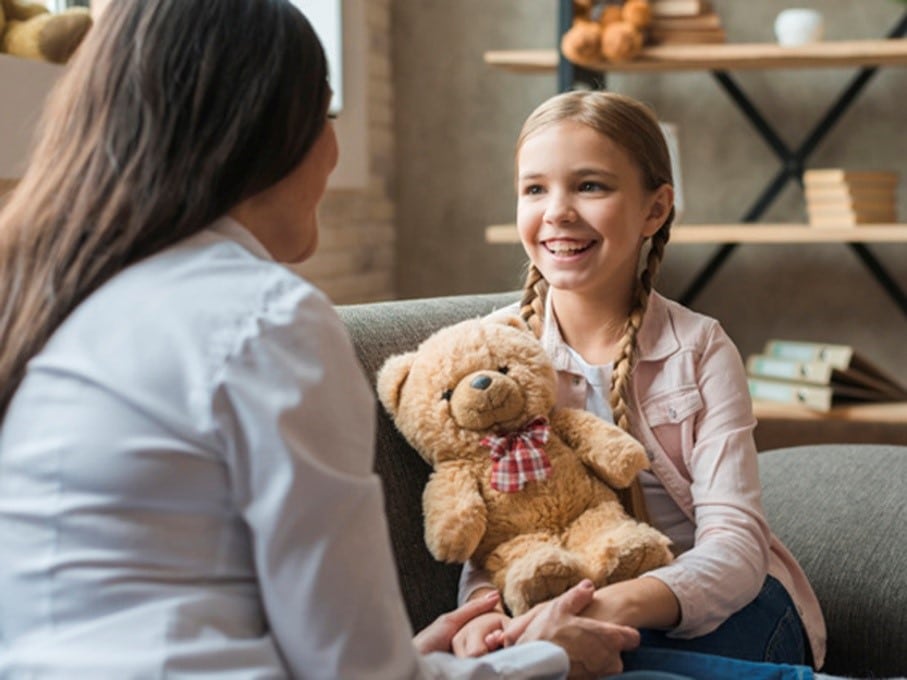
587,577,680,629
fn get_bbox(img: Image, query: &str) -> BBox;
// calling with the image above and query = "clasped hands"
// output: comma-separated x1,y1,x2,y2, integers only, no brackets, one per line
414,580,640,679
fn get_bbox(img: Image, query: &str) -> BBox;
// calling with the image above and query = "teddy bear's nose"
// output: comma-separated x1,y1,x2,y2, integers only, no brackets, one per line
470,375,492,390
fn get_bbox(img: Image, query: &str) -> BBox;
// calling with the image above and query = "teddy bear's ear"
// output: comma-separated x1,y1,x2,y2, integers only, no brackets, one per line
376,352,416,416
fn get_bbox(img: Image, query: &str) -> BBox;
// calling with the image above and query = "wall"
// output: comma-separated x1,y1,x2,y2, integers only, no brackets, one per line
296,0,397,303
391,0,907,377
0,55,63,181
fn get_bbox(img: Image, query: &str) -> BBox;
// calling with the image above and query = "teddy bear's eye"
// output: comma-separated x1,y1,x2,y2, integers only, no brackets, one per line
441,388,453,401
498,366,509,375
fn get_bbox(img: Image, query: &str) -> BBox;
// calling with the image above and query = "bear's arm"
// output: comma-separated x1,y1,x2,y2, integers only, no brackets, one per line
423,461,487,563
550,408,649,488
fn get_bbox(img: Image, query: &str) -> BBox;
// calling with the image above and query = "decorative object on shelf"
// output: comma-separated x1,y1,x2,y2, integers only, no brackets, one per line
561,0,653,65
648,0,726,45
804,169,899,227
746,339,907,412
773,8,825,46
0,0,92,63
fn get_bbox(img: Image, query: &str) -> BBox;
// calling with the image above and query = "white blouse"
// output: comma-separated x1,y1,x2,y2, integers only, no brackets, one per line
0,218,566,679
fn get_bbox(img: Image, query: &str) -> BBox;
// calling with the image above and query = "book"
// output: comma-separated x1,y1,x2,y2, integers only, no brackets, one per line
651,0,706,18
651,12,722,31
806,199,897,215
747,340,907,411
648,27,727,45
747,354,907,401
746,340,907,411
803,169,899,189
807,213,897,228
804,185,897,205
747,376,890,412
807,203,897,221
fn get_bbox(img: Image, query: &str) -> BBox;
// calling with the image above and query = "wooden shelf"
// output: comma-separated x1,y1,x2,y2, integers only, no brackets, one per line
486,223,907,245
484,39,907,74
753,400,907,424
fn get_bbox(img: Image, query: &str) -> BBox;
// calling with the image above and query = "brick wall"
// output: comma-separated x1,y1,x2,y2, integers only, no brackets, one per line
296,0,396,304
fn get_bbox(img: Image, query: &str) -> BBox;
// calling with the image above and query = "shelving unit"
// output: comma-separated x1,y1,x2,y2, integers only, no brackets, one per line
486,224,907,245
484,39,907,73
483,9,907,317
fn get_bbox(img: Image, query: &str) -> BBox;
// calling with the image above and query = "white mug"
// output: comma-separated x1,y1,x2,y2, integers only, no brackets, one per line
774,8,825,46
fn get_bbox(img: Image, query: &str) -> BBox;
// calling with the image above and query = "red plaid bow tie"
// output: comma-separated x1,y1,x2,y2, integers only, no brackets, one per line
481,417,552,493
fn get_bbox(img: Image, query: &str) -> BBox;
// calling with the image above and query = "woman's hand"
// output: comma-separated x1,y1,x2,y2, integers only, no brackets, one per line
412,590,503,654
494,580,641,679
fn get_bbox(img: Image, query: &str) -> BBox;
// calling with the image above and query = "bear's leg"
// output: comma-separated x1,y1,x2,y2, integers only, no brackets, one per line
485,533,587,615
564,503,673,586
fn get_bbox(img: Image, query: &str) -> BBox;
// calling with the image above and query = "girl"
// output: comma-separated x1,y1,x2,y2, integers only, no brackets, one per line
454,90,829,677
0,2,642,677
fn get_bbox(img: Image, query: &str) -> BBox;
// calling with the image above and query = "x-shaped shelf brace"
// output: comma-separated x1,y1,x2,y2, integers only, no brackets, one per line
681,13,907,315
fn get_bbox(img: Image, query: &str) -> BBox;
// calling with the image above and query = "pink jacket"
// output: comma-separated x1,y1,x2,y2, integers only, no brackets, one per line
492,292,826,667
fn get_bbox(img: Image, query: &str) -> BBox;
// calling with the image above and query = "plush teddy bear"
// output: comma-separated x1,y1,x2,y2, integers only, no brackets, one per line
561,0,652,65
1,0,92,64
377,316,673,615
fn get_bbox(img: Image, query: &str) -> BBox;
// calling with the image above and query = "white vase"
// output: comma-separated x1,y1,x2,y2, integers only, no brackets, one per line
774,8,825,46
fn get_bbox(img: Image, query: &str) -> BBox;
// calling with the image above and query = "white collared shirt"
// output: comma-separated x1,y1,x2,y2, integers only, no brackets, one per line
0,217,566,679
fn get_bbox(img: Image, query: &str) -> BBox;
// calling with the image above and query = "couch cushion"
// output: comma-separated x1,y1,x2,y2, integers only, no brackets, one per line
759,444,907,677
338,292,518,632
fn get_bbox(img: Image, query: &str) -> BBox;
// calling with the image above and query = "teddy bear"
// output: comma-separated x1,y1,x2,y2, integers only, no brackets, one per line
1,0,93,64
377,315,673,615
561,0,653,66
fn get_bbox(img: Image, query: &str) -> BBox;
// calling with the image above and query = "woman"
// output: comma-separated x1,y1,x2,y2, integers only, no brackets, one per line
0,2,644,677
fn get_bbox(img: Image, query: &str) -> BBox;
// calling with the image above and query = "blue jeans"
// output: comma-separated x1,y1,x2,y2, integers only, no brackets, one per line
620,576,814,679
620,648,813,680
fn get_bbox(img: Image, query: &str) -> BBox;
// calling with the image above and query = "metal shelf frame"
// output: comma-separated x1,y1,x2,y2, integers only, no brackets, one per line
555,4,907,317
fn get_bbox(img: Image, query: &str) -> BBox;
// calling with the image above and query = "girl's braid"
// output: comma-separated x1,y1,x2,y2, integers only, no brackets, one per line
609,224,671,522
520,264,548,338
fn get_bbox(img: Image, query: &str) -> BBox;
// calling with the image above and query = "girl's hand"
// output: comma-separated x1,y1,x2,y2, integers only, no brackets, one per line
498,580,641,679
451,608,510,657
412,590,503,654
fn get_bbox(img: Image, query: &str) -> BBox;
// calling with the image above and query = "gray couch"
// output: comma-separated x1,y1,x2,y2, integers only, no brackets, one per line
337,292,907,678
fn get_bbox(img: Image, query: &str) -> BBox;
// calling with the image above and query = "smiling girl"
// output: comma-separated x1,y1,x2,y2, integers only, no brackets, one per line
454,90,830,678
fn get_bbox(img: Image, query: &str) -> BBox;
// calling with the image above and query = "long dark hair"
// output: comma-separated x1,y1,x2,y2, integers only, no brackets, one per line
0,0,331,418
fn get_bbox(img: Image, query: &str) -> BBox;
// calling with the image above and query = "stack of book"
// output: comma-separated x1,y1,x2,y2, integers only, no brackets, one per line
804,168,899,227
746,339,907,412
648,0,726,45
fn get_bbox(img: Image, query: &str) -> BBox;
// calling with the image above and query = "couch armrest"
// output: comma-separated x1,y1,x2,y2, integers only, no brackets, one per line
338,292,518,632
759,444,907,677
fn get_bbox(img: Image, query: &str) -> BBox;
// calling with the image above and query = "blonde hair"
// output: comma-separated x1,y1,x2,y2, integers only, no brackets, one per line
517,91,675,521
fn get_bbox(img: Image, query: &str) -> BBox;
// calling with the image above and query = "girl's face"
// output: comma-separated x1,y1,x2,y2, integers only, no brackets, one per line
516,120,671,300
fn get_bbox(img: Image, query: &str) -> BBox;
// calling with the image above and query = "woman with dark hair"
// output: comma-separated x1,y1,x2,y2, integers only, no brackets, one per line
0,2,645,677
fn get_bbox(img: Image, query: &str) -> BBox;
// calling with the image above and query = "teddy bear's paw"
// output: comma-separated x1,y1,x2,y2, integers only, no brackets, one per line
608,530,674,583
424,512,482,563
426,526,480,564
503,546,587,615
